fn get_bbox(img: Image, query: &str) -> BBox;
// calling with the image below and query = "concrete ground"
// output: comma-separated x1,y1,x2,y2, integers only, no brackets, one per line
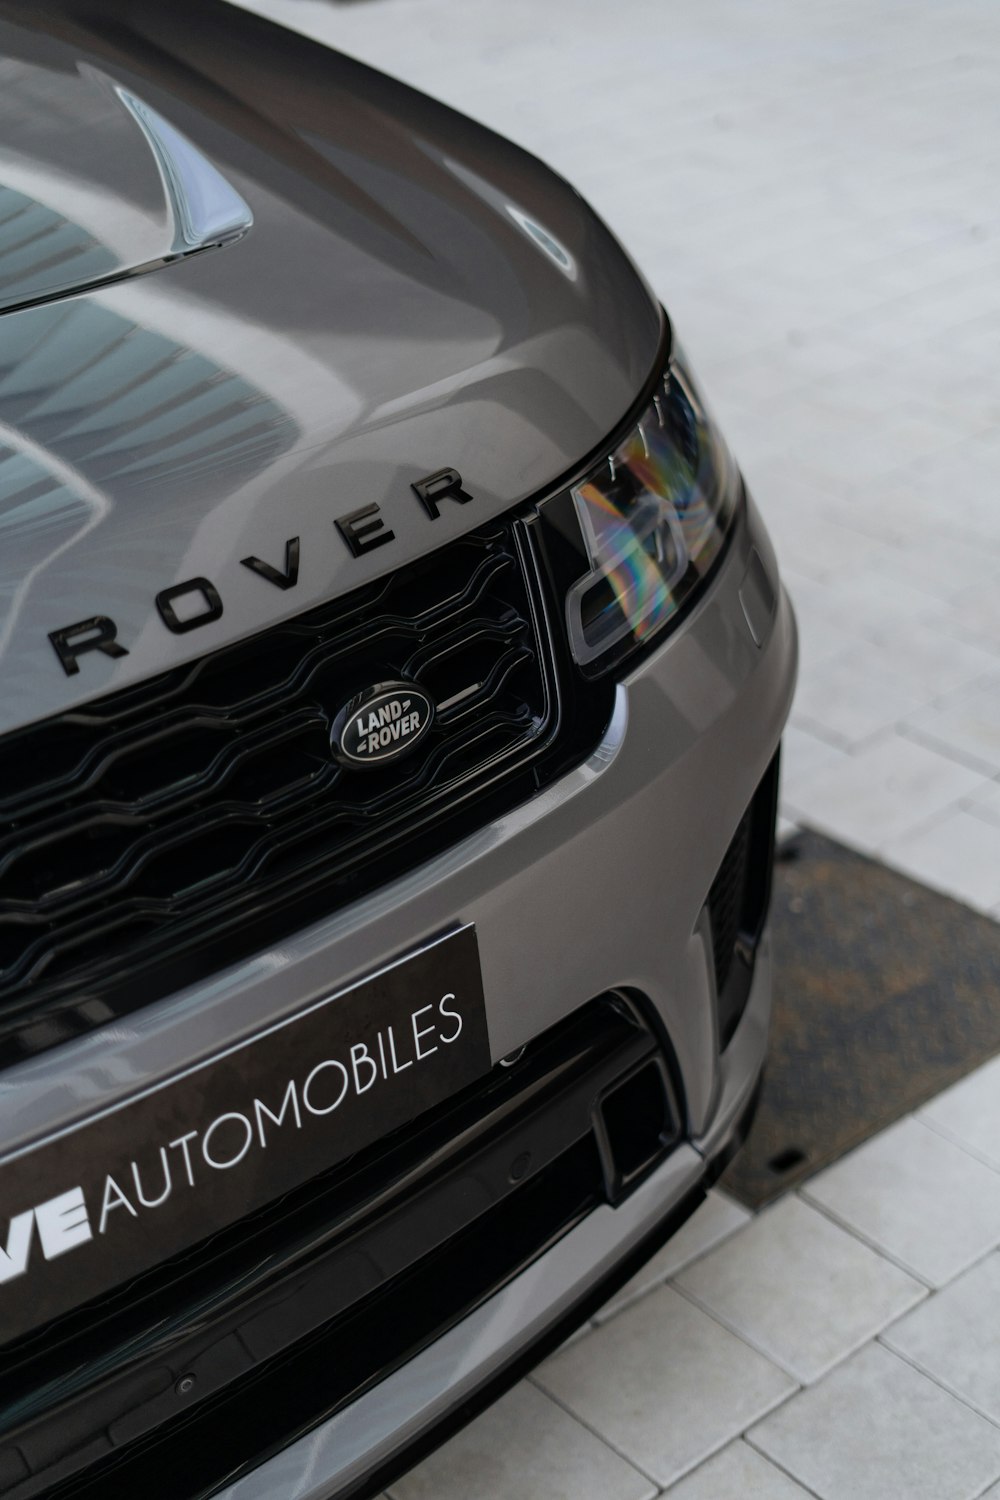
232,2,1000,1493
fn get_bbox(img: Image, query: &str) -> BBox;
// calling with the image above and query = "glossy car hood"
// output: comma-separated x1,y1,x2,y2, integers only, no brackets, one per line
0,0,661,732
0,55,253,314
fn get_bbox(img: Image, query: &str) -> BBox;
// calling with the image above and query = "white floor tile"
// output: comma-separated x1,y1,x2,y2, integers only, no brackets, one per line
762,510,886,586
676,1196,925,1383
904,675,1000,776
966,779,1000,827
918,1053,1000,1170
785,568,931,658
750,1342,1000,1500
876,534,1000,607
854,625,999,699
941,580,1000,651
882,1252,1000,1423
535,1285,796,1488
802,1117,1000,1287
779,725,849,807
783,733,984,855
791,647,930,747
786,413,958,488
665,1440,815,1499
780,573,872,673
385,1381,656,1500
883,807,1000,913
594,1191,751,1324
806,570,939,645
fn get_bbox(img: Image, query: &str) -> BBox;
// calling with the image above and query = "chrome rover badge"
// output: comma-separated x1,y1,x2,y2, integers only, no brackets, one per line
330,681,435,769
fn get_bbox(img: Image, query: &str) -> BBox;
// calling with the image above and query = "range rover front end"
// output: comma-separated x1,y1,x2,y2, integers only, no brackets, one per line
0,3,796,1496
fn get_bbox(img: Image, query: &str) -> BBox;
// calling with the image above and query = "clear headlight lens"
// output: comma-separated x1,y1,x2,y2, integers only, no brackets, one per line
564,351,739,668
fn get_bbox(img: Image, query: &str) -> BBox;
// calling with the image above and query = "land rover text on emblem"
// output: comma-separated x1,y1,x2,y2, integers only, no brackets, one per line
331,682,435,768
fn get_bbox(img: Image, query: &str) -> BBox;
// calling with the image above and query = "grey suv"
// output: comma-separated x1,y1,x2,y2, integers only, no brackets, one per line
0,3,796,1497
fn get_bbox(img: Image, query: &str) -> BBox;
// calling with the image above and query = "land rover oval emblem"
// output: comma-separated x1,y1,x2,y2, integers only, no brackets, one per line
331,681,435,769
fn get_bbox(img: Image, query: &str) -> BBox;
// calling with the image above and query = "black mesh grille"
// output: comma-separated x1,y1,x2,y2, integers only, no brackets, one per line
0,516,604,1061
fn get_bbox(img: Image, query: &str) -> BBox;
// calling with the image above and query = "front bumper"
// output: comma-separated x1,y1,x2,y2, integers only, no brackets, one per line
218,942,772,1500
0,486,796,1496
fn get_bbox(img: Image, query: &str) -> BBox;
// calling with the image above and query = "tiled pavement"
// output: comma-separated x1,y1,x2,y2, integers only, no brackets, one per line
232,1,1000,1493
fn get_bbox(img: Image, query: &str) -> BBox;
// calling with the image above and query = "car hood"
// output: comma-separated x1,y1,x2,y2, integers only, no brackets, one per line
0,0,661,731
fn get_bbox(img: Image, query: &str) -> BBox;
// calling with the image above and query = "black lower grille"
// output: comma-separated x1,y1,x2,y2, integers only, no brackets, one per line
0,995,680,1500
708,750,780,1048
0,516,611,1063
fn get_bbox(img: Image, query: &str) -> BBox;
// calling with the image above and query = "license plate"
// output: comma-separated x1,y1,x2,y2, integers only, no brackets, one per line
0,925,490,1343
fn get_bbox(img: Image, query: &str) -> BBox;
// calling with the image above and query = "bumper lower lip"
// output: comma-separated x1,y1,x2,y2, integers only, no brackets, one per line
216,945,771,1500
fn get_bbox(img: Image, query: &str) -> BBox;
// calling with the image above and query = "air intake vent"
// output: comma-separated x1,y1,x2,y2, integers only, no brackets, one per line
707,750,780,1049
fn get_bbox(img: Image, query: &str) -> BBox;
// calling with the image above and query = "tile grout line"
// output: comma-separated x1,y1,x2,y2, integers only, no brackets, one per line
918,1112,1000,1175
798,1166,1000,1296
896,718,1000,780
793,1187,939,1292
667,1271,925,1391
874,1333,1000,1447
740,1428,828,1500
523,1373,663,1492
909,1112,1000,1173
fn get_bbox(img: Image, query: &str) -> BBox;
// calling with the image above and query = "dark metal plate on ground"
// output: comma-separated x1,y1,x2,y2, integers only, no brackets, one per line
0,925,489,1343
724,829,1000,1209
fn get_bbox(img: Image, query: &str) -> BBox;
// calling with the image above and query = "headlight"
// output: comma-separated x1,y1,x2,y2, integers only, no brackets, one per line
558,350,739,671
